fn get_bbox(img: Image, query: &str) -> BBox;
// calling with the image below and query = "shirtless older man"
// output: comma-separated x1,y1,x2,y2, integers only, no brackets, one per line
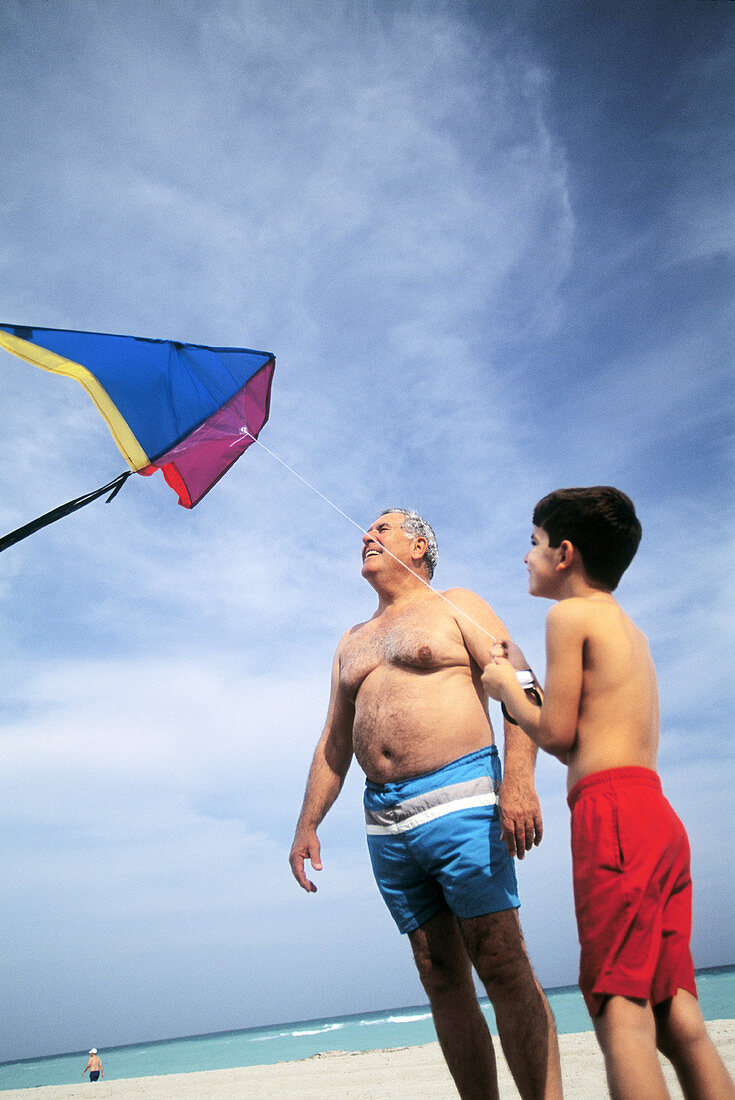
289,510,562,1100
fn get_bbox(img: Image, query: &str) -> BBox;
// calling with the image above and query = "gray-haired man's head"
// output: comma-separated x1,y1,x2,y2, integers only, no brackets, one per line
378,509,438,579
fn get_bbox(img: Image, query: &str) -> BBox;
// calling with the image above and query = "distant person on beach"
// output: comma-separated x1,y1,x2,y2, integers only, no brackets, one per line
290,509,562,1100
81,1049,103,1082
482,486,735,1100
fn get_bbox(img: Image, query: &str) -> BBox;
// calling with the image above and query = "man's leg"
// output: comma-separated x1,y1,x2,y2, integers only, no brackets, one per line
593,996,669,1100
654,988,735,1100
409,909,500,1100
459,909,563,1100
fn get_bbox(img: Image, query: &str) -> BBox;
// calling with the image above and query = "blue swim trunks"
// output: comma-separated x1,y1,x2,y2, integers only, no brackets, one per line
364,746,520,934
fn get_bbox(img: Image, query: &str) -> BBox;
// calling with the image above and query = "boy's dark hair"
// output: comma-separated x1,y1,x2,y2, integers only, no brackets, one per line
533,486,642,591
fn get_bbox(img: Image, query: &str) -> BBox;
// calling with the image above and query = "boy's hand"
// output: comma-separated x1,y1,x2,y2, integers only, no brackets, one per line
481,641,517,700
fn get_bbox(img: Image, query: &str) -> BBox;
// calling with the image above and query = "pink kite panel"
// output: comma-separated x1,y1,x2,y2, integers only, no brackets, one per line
141,359,274,507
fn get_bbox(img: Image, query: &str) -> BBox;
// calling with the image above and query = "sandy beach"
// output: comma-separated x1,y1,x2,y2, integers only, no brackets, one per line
3,1020,733,1099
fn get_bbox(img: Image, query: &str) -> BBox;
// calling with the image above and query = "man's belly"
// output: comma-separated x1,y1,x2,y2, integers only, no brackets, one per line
352,684,495,784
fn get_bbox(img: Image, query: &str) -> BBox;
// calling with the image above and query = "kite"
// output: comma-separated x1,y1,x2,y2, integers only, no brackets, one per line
0,324,275,552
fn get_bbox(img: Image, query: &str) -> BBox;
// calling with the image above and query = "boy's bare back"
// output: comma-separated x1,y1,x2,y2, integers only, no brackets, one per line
546,592,659,789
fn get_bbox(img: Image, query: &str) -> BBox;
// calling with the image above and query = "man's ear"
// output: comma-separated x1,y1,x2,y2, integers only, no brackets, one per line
411,536,428,564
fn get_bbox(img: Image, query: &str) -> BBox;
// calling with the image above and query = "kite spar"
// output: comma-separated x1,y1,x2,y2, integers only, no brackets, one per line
0,325,275,552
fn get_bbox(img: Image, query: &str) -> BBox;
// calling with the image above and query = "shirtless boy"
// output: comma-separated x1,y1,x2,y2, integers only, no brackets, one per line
290,510,562,1100
482,486,734,1100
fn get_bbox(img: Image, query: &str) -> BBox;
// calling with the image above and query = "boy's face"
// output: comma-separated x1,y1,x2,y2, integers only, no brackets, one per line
524,525,562,598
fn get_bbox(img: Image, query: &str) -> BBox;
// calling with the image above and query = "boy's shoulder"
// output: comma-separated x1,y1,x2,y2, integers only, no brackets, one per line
546,595,625,640
547,595,603,626
548,594,648,651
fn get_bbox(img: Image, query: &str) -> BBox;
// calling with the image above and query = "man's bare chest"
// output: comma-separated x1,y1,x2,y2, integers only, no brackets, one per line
339,612,469,700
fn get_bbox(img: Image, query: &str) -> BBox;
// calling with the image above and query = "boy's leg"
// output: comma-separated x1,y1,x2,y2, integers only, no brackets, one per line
654,988,735,1100
593,995,670,1100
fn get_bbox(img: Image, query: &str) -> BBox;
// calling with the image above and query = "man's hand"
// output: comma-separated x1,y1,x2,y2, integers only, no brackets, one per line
289,826,322,893
498,773,543,860
502,638,534,672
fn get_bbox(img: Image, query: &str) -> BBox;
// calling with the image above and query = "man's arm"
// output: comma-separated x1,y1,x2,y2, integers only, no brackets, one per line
289,644,355,893
499,713,542,859
445,588,543,859
490,636,544,857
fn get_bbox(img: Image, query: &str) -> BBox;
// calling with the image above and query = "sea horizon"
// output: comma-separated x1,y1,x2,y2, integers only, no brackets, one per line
2,964,733,1092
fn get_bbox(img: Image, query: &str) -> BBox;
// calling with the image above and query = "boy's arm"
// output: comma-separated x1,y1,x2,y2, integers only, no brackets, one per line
483,602,584,759
538,602,584,757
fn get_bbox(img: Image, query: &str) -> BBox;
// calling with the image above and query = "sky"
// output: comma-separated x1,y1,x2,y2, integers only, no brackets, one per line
0,0,733,1065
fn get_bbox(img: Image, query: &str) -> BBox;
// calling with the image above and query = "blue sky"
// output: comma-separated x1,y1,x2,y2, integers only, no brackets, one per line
1,0,733,1065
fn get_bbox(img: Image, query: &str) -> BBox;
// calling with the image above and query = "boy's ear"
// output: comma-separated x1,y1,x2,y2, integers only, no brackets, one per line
556,540,575,571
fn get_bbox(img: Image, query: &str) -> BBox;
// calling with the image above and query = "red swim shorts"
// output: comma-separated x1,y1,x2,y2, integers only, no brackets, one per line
567,767,697,1017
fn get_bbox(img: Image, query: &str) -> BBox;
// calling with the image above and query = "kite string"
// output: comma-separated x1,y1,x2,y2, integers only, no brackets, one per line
241,431,500,647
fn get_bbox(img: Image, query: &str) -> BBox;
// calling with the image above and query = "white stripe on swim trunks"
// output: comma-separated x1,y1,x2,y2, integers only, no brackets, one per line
364,776,499,835
240,431,501,646
365,792,498,835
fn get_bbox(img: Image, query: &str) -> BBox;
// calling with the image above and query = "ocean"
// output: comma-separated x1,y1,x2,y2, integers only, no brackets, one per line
1,966,732,1092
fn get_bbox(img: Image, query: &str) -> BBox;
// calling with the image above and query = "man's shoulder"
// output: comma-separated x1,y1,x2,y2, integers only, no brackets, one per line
439,586,493,610
337,614,378,647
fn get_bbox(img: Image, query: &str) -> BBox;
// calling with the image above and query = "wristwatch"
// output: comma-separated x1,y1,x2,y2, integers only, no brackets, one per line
501,669,542,725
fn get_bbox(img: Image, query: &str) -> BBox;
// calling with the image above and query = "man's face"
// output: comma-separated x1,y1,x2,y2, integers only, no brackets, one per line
361,512,414,580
